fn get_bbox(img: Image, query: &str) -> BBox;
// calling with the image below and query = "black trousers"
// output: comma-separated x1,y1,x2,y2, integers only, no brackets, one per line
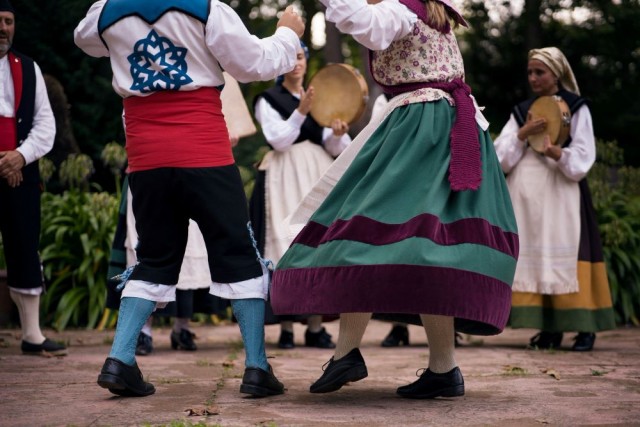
127,165,263,285
0,162,42,289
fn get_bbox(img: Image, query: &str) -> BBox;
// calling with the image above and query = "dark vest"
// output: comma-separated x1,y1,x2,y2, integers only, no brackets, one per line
513,89,589,147
9,50,37,145
253,85,324,148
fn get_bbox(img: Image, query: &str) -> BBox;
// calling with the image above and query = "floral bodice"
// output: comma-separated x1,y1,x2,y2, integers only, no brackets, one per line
371,18,465,105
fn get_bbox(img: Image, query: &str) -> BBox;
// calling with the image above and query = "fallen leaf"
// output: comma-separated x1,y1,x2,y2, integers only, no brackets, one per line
184,406,219,416
222,360,235,368
541,368,560,380
503,365,528,375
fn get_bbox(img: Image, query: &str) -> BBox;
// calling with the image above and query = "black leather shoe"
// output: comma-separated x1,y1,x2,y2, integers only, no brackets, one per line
21,338,68,356
97,357,155,397
240,365,285,397
170,329,197,351
305,327,336,349
135,332,153,356
310,348,368,393
278,330,295,349
397,367,465,399
572,332,596,352
381,325,409,347
529,331,563,349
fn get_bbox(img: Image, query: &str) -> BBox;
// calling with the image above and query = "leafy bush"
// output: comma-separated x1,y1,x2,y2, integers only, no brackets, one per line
590,141,640,325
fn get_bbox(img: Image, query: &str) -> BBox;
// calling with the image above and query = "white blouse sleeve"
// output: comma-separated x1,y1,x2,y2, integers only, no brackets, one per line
321,129,351,158
74,1,110,58
254,97,306,152
493,114,527,174
556,105,596,181
319,0,416,50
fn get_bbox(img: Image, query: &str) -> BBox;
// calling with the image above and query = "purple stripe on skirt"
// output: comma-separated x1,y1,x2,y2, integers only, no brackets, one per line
292,214,519,259
271,264,512,335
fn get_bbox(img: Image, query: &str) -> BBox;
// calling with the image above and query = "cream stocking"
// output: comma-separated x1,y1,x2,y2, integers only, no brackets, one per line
420,314,456,373
334,312,371,360
9,289,46,344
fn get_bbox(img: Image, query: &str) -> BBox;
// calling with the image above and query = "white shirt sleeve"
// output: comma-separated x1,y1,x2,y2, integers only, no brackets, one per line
206,2,299,83
556,105,596,181
74,1,109,58
254,97,305,152
493,114,527,174
16,62,55,165
319,0,417,50
321,128,351,158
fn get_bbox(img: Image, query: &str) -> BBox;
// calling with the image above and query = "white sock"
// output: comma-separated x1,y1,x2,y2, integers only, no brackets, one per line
9,289,46,344
173,317,189,333
140,317,153,336
306,315,323,333
280,320,294,333
334,313,371,360
420,314,456,373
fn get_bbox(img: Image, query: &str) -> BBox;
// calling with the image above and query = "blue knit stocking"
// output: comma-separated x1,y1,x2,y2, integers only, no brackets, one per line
109,297,155,366
231,298,268,371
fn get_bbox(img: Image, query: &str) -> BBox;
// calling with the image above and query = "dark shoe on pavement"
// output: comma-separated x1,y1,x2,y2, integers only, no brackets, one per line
97,357,155,397
278,330,295,349
305,327,336,349
572,332,596,352
309,348,368,393
381,325,410,347
397,366,465,399
240,365,285,397
529,331,563,350
170,329,197,351
135,332,153,356
21,338,68,357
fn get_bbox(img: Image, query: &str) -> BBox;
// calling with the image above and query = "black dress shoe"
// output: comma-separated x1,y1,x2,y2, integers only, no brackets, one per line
278,330,295,349
310,348,368,393
170,329,197,351
381,325,409,347
397,367,465,399
97,357,155,397
240,365,285,397
135,332,153,356
572,332,596,352
21,338,68,356
529,331,563,349
305,327,336,349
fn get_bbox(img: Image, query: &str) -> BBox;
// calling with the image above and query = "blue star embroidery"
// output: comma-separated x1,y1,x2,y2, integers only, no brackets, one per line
128,30,193,93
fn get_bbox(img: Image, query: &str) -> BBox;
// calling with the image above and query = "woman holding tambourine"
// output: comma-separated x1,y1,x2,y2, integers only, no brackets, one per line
250,41,351,350
494,47,615,352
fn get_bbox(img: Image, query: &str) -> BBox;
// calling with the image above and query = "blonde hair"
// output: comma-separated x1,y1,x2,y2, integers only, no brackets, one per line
425,0,459,32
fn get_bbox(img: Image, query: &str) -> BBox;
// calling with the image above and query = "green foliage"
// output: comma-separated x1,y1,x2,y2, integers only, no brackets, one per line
589,141,640,325
40,190,118,330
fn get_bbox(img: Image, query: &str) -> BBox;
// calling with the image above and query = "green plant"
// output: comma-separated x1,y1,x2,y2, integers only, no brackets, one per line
40,189,118,330
589,140,640,325
100,141,127,199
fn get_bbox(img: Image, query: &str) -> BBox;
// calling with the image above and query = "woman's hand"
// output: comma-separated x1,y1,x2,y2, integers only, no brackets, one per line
297,85,315,115
517,111,547,141
542,135,562,161
331,119,349,137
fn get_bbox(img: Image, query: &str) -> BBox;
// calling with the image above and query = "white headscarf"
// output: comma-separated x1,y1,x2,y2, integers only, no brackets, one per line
528,47,580,95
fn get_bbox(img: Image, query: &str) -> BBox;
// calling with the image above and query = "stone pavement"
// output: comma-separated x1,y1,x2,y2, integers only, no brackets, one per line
0,320,639,427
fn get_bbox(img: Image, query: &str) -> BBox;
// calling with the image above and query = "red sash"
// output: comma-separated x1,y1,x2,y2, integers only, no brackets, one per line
123,87,232,172
1,52,21,150
0,117,17,151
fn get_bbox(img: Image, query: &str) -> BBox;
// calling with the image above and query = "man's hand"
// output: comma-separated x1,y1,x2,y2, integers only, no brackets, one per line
4,170,23,188
330,119,349,137
277,6,305,38
0,150,26,178
297,86,314,115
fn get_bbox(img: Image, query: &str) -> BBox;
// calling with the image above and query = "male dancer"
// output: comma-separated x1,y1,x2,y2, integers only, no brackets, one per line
75,0,304,397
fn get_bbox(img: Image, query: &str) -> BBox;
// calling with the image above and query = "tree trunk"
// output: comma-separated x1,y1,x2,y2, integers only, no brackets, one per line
523,0,544,51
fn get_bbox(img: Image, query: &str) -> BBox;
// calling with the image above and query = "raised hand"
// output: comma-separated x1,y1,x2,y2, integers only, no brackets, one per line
277,6,305,38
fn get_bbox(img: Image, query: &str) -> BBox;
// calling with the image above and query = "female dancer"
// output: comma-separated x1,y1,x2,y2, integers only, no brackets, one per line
271,0,519,398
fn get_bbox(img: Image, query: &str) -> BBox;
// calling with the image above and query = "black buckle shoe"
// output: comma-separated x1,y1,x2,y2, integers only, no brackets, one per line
135,332,153,356
529,331,563,350
310,348,368,393
240,365,285,397
381,325,410,347
21,338,68,357
396,367,465,399
278,330,295,349
170,329,197,351
97,357,155,397
305,327,336,349
572,332,596,352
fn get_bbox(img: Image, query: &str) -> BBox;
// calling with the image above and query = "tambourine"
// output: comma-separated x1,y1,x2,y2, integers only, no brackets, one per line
308,63,369,127
528,95,571,153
